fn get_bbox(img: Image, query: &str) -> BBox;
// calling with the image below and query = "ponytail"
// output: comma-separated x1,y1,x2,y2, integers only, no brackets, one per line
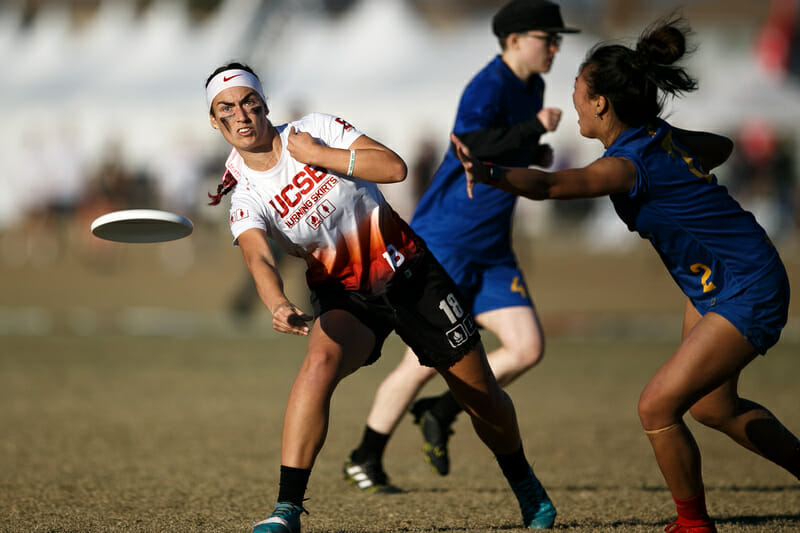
634,18,698,97
208,169,237,206
580,15,698,126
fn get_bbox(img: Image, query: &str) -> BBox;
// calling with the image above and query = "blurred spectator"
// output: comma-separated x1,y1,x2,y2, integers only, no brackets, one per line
42,124,89,253
549,143,597,228
89,140,154,209
755,0,799,79
0,125,90,268
727,120,797,242
322,0,359,16
150,133,206,218
409,135,440,204
0,131,57,268
73,140,154,269
790,2,800,80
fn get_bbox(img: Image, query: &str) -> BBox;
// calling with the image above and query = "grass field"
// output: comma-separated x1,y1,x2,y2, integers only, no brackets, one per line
2,229,799,532
2,335,798,532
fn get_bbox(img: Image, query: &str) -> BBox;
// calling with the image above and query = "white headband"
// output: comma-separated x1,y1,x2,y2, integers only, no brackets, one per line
206,69,265,111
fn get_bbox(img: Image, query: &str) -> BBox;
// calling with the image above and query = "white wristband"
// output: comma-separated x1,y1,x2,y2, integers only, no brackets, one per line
347,149,356,176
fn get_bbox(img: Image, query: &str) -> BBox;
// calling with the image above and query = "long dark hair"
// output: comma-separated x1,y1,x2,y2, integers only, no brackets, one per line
580,16,698,127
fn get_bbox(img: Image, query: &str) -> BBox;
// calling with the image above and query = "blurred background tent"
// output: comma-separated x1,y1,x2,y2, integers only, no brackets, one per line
2,0,799,226
1,0,799,336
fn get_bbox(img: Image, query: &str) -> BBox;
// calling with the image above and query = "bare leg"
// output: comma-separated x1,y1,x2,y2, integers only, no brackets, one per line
638,300,759,499
436,343,520,454
281,310,376,469
476,305,545,387
437,342,557,528
365,304,544,434
689,378,800,477
366,347,437,434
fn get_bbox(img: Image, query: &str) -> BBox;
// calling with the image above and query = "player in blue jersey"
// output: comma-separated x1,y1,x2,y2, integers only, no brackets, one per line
344,0,579,492
452,16,800,533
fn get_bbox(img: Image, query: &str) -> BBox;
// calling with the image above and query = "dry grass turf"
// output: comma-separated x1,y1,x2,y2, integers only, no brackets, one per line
2,333,798,532
2,229,799,531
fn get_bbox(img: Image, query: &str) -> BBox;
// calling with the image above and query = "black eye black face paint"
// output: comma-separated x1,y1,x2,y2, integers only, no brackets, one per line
215,93,262,134
218,112,234,133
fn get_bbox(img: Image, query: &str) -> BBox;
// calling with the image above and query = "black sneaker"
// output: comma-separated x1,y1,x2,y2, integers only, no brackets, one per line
410,398,452,476
343,454,402,494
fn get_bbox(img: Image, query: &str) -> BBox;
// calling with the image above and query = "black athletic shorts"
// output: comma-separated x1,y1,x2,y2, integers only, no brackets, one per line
309,248,480,367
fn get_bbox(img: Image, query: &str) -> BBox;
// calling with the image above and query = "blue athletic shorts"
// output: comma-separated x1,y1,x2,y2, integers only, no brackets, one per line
696,260,790,354
433,247,533,316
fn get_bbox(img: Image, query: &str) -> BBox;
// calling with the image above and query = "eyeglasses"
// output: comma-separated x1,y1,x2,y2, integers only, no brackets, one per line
524,33,563,48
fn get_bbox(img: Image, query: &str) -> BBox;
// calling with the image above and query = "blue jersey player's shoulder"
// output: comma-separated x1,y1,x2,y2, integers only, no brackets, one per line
455,57,509,132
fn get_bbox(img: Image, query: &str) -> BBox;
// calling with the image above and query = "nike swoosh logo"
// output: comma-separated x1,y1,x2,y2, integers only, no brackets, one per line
223,74,241,82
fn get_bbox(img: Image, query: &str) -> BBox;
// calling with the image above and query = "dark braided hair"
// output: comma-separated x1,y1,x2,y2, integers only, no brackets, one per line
208,169,237,206
206,62,261,206
579,16,698,127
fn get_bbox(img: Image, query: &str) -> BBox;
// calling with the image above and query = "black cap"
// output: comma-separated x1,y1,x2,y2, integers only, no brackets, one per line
492,0,580,37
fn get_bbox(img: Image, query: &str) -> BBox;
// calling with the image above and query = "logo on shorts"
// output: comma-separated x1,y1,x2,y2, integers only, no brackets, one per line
511,276,528,299
463,315,476,335
446,324,468,348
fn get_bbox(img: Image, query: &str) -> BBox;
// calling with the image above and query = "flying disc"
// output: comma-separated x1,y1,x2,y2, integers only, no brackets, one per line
90,209,193,243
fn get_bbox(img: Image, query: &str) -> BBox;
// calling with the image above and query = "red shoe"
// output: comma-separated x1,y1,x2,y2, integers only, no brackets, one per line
664,517,717,532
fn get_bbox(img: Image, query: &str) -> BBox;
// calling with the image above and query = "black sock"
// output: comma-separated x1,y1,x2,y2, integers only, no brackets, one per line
277,465,311,506
495,445,531,484
351,426,390,463
431,390,463,425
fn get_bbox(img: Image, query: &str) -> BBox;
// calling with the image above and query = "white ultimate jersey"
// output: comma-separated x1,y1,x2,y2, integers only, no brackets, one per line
225,113,422,294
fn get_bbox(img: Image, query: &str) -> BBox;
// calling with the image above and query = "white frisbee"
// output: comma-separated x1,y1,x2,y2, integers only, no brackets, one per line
90,209,194,243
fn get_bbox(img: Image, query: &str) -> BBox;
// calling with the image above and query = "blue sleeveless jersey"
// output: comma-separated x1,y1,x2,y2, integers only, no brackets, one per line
605,119,781,308
411,56,544,261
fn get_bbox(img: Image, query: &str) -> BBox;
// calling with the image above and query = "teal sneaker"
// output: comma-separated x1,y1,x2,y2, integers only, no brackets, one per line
510,466,556,529
252,502,307,533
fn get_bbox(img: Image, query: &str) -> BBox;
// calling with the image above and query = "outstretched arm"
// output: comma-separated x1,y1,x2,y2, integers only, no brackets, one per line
237,228,313,336
672,128,734,171
451,133,636,200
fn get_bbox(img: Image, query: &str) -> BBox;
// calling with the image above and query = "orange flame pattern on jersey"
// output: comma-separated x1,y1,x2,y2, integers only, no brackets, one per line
305,206,422,293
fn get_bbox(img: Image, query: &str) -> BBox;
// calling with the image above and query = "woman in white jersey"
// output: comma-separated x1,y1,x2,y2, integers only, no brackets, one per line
205,62,559,533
